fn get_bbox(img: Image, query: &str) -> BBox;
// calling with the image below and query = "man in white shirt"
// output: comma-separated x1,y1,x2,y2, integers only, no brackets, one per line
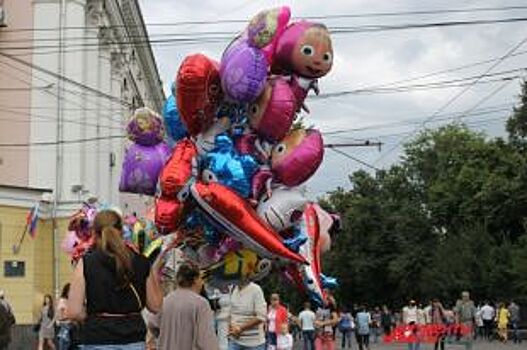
228,281,267,350
298,302,316,350
402,300,420,350
480,301,495,341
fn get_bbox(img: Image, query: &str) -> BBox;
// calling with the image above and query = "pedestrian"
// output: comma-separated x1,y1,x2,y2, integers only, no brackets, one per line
38,294,56,350
68,209,164,349
0,291,15,350
416,304,426,326
370,306,381,343
380,305,392,336
480,301,495,341
228,280,267,350
215,288,232,350
267,293,288,350
298,302,316,350
402,300,420,350
355,305,370,350
337,306,354,349
473,304,484,340
276,324,293,350
508,300,521,344
454,291,476,346
314,299,338,350
430,299,446,350
56,283,76,350
496,302,510,343
157,262,219,350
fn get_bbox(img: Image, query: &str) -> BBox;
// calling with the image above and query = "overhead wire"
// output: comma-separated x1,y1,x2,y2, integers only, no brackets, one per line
2,5,527,33
0,60,125,126
373,35,527,165
2,17,527,52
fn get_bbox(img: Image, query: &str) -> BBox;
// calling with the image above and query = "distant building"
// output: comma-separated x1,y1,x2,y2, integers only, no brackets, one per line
0,0,164,324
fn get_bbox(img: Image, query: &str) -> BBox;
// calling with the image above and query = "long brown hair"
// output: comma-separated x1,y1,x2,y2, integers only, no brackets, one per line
92,210,133,287
43,294,54,319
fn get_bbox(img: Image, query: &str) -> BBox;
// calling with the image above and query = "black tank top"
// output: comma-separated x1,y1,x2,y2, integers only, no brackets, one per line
81,248,150,345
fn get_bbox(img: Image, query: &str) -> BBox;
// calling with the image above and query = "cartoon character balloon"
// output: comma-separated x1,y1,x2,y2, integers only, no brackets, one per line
273,21,333,79
256,186,307,232
271,128,324,187
202,134,259,198
126,107,165,146
177,54,222,136
248,77,296,142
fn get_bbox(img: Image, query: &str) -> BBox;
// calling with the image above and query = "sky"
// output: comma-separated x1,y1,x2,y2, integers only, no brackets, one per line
138,0,527,198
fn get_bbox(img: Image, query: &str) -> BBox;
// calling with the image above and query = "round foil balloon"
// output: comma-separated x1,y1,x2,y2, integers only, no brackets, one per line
220,39,268,103
119,142,171,196
177,54,222,136
126,107,165,146
271,128,324,187
248,77,296,142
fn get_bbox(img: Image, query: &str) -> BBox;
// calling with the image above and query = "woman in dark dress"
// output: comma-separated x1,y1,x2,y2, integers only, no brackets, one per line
68,210,163,350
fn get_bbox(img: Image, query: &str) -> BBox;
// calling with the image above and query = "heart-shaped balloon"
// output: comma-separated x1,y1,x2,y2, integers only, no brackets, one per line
177,54,222,136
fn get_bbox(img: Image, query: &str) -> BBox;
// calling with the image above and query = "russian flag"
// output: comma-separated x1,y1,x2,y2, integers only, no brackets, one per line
27,203,40,239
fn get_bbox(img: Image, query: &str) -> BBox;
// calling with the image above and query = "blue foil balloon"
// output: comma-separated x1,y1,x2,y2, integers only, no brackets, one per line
185,211,221,245
202,134,259,198
320,273,339,289
163,94,187,142
283,228,308,253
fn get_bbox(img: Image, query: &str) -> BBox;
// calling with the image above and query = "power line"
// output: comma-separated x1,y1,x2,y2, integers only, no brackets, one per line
0,135,126,148
2,17,527,52
2,5,526,33
373,35,527,165
456,80,516,122
0,52,132,108
322,104,513,135
315,69,525,98
0,60,125,126
328,147,381,171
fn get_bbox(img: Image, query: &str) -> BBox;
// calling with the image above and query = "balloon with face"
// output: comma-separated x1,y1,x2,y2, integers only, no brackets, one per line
248,77,296,142
271,128,324,187
177,54,222,136
273,21,333,79
256,186,308,233
126,107,165,146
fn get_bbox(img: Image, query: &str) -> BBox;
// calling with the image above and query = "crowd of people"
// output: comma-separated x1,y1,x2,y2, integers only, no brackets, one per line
0,210,524,350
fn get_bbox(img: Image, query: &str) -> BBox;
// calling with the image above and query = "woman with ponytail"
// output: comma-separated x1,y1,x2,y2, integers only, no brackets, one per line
68,210,163,349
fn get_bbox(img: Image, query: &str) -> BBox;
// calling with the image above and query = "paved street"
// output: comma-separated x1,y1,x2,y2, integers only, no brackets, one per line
292,337,527,349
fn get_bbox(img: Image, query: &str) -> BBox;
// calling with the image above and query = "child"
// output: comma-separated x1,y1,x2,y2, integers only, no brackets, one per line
277,323,293,350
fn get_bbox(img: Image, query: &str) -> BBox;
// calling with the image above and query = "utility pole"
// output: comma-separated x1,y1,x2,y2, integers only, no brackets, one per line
324,141,383,151
52,0,66,299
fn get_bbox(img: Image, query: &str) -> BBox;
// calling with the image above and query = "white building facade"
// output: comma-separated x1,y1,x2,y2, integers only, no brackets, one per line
0,0,165,214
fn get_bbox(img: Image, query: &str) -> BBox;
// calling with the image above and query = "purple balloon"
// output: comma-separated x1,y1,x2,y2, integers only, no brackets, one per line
119,142,171,196
220,38,268,103
126,107,165,146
